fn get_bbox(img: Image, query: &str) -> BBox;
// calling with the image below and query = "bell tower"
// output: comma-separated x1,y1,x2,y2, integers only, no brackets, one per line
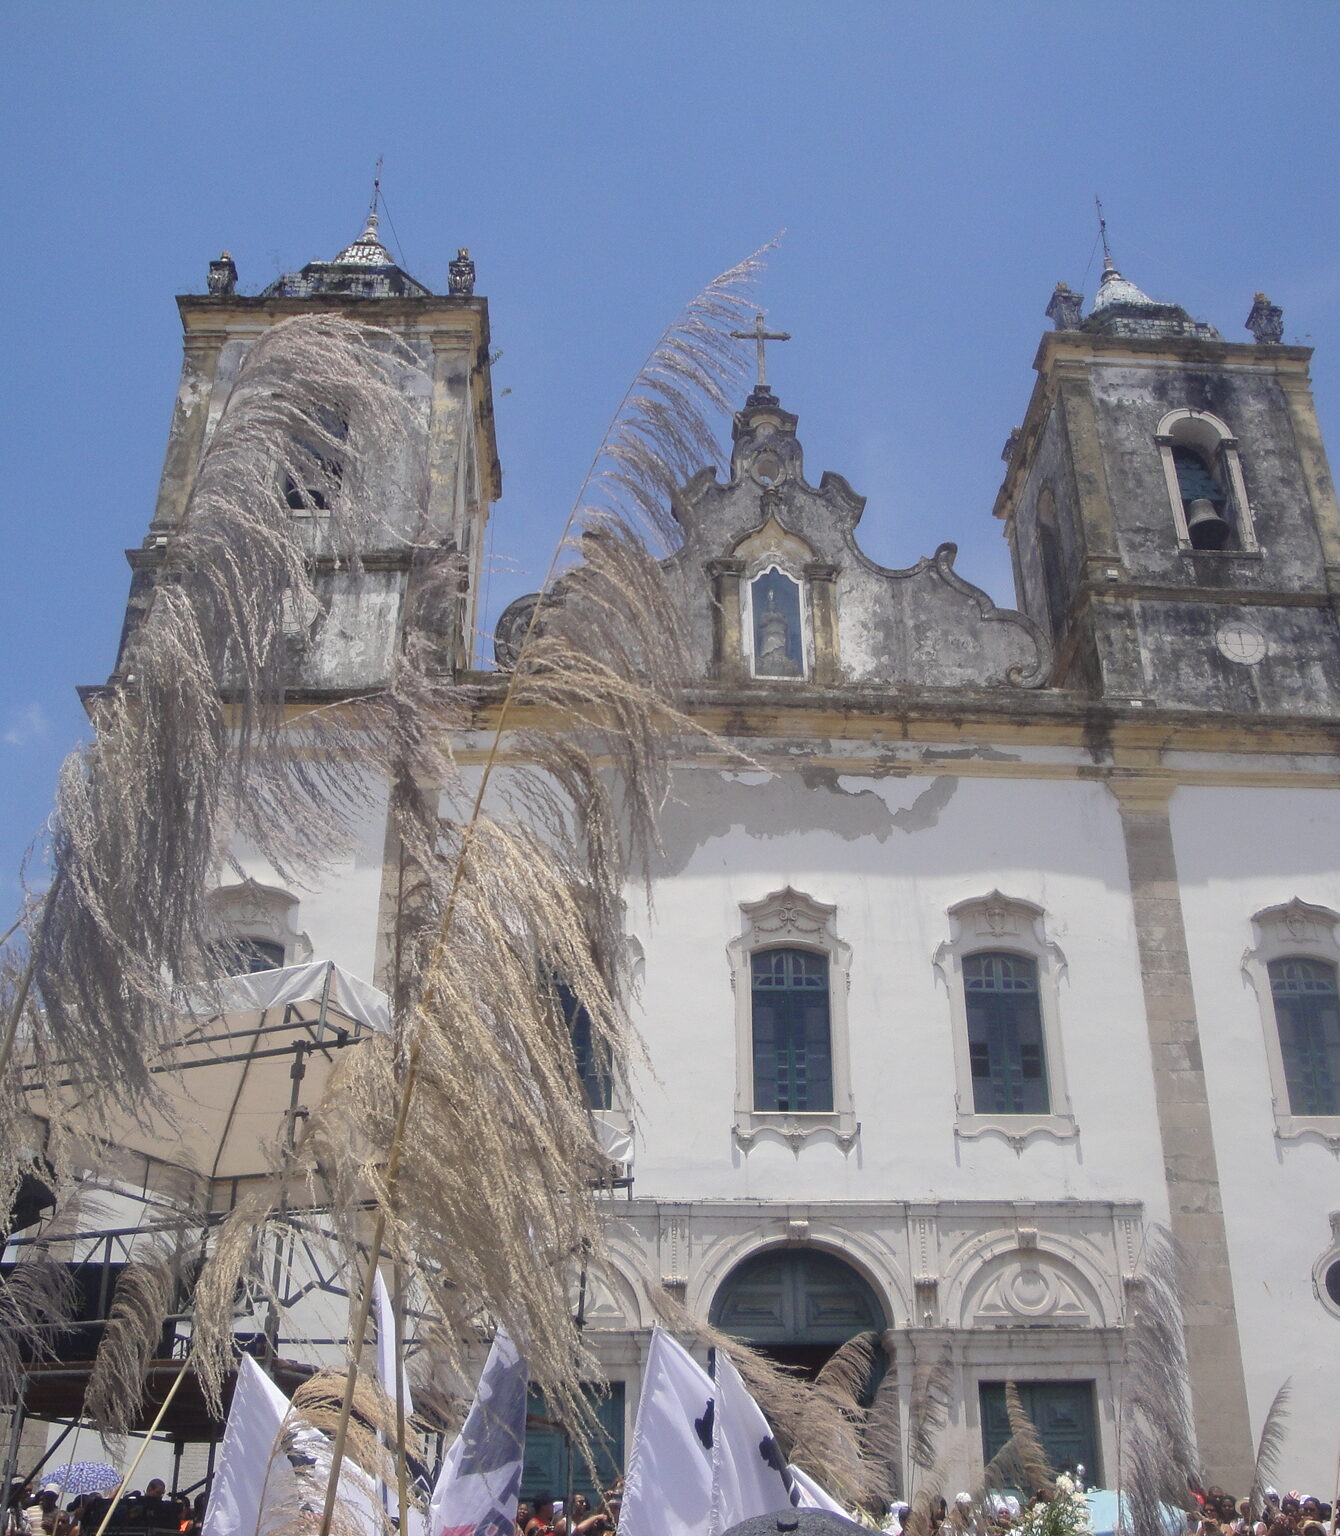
995,257,1340,714
124,203,501,683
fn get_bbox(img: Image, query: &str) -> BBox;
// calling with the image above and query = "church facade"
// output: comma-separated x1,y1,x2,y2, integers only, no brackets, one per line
112,222,1340,1495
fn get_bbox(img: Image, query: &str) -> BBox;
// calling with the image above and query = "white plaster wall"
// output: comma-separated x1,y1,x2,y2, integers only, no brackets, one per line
1172,785,1340,1492
226,770,390,986
628,765,1171,1220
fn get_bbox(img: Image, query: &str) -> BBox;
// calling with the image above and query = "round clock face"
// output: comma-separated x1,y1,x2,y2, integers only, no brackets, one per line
1215,620,1267,665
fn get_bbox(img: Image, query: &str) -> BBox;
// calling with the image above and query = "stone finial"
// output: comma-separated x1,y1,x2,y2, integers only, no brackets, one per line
207,251,238,296
448,247,476,296
1046,281,1083,331
1246,292,1284,344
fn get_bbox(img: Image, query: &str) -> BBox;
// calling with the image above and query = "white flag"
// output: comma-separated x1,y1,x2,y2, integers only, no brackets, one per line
621,1328,716,1536
427,1329,528,1536
203,1357,380,1536
203,1355,295,1536
374,1270,416,1422
787,1463,848,1515
708,1350,795,1535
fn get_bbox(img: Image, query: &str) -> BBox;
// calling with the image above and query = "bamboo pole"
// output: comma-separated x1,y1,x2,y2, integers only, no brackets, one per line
392,1262,410,1536
315,286,750,1534
90,1360,191,1536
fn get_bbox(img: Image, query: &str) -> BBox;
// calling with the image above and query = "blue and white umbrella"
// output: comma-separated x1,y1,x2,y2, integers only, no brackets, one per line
43,1463,121,1499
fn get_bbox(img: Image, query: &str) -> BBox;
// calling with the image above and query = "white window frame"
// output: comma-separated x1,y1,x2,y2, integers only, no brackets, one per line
1154,408,1259,553
741,562,812,682
934,892,1077,1149
1242,899,1340,1150
728,886,856,1151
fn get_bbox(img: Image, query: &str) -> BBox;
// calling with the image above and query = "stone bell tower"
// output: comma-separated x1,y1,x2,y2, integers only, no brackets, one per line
122,203,501,684
995,257,1340,715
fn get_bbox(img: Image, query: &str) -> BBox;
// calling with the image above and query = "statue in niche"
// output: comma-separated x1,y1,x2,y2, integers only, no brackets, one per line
751,568,804,678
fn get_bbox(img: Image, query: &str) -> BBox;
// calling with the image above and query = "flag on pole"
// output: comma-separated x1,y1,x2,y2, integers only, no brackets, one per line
707,1350,795,1534
202,1355,295,1536
427,1329,528,1536
787,1463,848,1515
202,1355,382,1536
374,1270,416,1422
621,1328,716,1536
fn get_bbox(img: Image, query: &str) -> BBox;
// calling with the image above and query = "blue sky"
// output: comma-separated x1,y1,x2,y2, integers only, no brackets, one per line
3,1,1338,900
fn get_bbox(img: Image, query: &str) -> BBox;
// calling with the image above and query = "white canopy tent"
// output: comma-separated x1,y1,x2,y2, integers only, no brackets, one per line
25,960,389,1182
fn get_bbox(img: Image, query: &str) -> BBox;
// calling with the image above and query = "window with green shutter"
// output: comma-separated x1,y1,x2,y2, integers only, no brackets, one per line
1270,957,1340,1115
963,952,1050,1115
750,948,832,1113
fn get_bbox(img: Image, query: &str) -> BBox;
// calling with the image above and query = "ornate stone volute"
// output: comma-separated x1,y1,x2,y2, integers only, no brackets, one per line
1246,291,1284,344
448,247,476,296
208,252,238,296
1045,281,1083,331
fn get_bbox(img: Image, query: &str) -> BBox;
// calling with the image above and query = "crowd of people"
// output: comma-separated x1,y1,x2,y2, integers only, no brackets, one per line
1187,1487,1335,1536
4,1480,206,1536
517,1483,623,1536
886,1481,1338,1536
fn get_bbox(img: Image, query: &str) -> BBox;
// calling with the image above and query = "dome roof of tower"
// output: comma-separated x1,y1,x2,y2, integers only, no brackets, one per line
333,212,396,267
1089,259,1157,313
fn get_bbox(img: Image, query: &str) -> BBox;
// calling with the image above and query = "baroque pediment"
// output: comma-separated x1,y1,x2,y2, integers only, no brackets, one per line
664,392,1051,690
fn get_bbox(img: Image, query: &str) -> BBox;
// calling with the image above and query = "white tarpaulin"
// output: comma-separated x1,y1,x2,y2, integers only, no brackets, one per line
26,961,389,1180
620,1328,715,1536
591,1115,634,1166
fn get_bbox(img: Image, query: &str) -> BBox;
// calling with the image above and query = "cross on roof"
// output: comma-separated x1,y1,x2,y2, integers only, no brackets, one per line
730,312,791,389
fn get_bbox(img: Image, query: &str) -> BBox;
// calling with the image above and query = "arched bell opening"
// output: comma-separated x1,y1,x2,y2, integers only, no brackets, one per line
708,1246,888,1379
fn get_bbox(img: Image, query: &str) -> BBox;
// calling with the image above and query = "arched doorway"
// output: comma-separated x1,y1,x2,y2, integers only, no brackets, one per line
709,1246,887,1375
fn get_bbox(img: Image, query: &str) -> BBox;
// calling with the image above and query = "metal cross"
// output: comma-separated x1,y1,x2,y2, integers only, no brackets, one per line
730,312,791,389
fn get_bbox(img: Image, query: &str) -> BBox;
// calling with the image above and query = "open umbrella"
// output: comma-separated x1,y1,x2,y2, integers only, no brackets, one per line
44,1464,121,1499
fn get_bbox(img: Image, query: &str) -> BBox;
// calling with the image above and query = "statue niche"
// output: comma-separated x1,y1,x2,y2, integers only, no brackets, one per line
749,567,805,679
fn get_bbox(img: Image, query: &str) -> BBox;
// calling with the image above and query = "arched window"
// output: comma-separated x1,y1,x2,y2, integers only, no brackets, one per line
750,948,833,1113
963,952,1050,1115
207,936,286,975
729,889,856,1149
746,567,806,679
935,894,1076,1146
1155,410,1258,553
1268,957,1340,1116
710,1247,886,1374
283,409,348,516
1243,901,1340,1142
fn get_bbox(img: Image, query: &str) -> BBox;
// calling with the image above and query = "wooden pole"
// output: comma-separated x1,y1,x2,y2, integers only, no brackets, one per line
392,1262,411,1536
90,1360,191,1536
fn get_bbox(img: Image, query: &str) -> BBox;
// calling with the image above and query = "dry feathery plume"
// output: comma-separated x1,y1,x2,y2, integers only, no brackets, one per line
1003,1381,1054,1496
11,313,429,1117
907,1343,954,1472
1247,1379,1291,1520
0,1251,77,1411
186,245,777,1509
903,1450,955,1536
291,1368,419,1488
862,1341,904,1505
814,1329,884,1407
82,1243,178,1437
1117,1227,1199,1536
